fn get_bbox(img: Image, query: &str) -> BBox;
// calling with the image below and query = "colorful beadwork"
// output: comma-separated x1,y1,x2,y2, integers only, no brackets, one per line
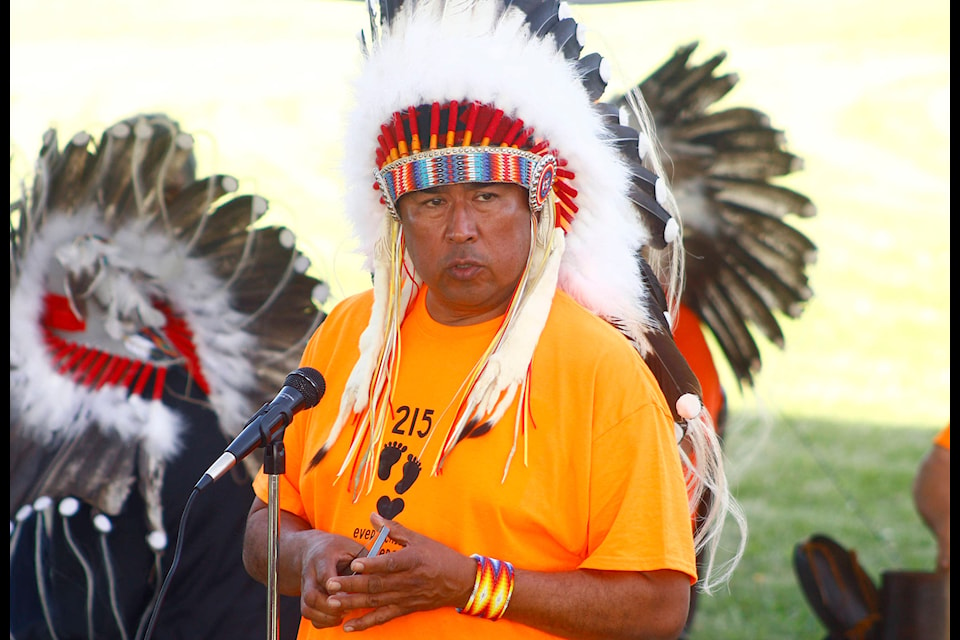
371,101,577,228
457,554,515,621
378,146,555,219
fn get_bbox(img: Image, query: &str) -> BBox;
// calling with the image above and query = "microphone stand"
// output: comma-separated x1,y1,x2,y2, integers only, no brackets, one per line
263,434,286,640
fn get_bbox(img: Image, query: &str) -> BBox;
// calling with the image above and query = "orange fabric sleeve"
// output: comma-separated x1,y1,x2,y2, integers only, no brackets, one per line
933,423,950,450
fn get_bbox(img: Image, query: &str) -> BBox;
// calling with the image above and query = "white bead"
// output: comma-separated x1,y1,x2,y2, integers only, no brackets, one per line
598,57,611,84
655,177,667,205
147,530,168,551
664,218,679,244
637,133,650,161
676,393,702,420
93,514,112,533
312,282,331,304
58,497,80,517
294,255,311,274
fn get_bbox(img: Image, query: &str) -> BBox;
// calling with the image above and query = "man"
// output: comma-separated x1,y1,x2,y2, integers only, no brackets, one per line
243,2,744,638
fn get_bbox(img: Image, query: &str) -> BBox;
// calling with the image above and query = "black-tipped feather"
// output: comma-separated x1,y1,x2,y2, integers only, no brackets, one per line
550,18,582,60
187,193,265,251
635,255,702,422
656,52,731,112
519,0,561,37
89,123,139,219
709,178,816,220
708,148,804,180
45,132,96,215
575,52,608,102
593,101,623,126
627,182,672,250
637,254,671,331
669,107,771,140
606,123,643,159
642,328,704,416
159,176,243,242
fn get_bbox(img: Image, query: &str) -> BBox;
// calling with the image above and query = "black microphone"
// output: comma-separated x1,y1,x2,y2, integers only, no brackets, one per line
195,367,325,491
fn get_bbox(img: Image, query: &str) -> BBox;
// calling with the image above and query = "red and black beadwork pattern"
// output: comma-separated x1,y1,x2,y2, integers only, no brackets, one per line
40,293,210,401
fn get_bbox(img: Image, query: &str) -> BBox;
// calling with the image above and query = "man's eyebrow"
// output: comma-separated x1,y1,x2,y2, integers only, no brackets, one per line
465,182,509,191
415,182,506,196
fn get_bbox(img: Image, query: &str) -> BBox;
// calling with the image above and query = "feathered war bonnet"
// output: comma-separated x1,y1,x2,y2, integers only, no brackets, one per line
321,0,707,497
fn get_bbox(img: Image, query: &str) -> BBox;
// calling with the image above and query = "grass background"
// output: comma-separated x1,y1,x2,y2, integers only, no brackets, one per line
11,1,949,637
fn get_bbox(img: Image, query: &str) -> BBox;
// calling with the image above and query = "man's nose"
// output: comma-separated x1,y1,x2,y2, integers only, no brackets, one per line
445,201,478,242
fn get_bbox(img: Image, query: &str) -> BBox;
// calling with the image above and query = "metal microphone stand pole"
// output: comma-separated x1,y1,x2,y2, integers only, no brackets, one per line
263,435,286,640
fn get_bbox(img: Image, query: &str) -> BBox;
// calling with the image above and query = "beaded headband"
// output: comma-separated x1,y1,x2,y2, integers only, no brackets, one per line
376,147,557,218
372,100,568,225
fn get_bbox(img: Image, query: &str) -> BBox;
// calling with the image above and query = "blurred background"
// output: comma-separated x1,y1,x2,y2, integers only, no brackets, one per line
10,0,950,636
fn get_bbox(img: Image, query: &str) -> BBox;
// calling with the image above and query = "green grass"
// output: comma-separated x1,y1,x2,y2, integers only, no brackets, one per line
689,414,937,638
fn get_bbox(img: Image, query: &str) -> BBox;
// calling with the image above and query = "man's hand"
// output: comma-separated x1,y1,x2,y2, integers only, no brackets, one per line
322,513,476,632
298,529,369,629
243,499,367,630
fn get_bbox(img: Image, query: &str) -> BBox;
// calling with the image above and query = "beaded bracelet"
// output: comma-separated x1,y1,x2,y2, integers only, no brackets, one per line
457,554,515,621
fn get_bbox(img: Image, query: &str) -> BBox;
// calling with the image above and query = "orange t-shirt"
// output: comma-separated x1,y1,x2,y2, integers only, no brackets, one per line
253,287,696,639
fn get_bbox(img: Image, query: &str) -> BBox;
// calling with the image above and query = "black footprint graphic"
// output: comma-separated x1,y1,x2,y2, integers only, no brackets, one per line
378,441,407,480
376,495,405,519
395,454,421,494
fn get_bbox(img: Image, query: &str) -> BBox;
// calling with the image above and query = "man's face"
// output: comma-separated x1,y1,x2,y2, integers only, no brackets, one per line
397,182,531,326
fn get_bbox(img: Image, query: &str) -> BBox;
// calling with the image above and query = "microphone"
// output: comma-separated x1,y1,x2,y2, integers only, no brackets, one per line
195,367,325,491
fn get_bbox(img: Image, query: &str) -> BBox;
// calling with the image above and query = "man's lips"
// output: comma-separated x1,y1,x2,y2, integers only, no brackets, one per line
445,259,483,279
